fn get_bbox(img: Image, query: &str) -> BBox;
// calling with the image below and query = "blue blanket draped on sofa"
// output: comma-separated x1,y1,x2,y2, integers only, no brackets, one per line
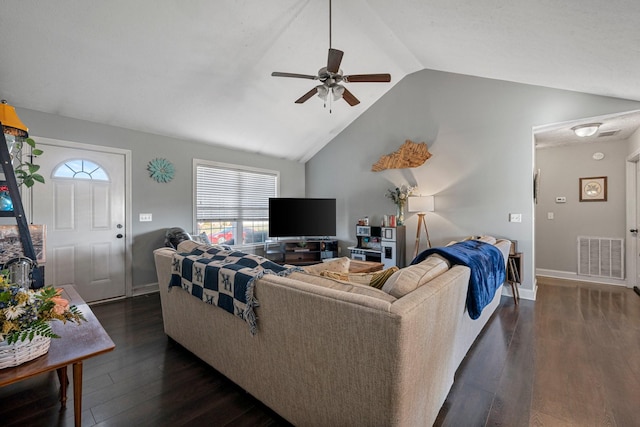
411,240,506,319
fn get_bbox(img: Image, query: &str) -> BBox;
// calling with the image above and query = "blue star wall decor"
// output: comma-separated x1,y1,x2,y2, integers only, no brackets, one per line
147,158,175,183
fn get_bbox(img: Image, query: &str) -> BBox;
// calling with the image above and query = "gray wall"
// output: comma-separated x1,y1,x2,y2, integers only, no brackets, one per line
13,70,640,298
535,139,628,273
15,108,305,292
306,69,640,297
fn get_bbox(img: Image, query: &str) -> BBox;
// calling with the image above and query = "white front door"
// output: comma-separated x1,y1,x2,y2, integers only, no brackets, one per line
31,142,127,302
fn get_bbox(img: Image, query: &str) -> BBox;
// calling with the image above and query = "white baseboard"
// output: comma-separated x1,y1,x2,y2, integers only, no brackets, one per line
133,282,159,296
536,268,629,287
501,284,537,301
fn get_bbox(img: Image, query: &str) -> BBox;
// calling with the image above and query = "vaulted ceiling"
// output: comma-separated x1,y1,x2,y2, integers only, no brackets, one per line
2,1,640,162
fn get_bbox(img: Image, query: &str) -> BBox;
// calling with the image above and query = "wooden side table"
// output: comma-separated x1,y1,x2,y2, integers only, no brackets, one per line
506,252,523,304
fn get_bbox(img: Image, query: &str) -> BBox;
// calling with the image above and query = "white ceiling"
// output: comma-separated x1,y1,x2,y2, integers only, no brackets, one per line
2,1,640,162
535,110,640,149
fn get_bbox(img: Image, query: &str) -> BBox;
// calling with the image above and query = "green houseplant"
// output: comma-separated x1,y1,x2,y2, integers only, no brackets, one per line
12,137,44,188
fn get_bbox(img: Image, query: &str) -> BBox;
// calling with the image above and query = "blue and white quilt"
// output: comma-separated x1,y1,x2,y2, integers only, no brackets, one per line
169,244,299,335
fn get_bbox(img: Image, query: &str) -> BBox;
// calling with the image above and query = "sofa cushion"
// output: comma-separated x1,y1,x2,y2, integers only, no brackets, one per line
321,267,399,289
302,257,351,275
381,256,450,298
288,272,397,302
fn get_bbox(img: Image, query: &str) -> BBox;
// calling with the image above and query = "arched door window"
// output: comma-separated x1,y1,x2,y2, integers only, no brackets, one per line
52,159,109,181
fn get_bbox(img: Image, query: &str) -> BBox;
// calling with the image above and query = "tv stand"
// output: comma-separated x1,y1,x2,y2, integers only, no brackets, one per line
265,238,338,266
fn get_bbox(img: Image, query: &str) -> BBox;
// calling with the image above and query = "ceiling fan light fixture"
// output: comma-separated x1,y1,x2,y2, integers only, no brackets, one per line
317,85,329,100
332,85,345,101
270,0,390,108
572,123,601,137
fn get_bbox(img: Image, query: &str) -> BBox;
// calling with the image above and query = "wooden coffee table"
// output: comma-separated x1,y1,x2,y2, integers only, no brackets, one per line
0,285,115,427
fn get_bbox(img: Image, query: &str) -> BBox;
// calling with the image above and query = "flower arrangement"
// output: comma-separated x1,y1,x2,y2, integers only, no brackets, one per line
0,276,85,344
385,184,415,226
385,184,416,206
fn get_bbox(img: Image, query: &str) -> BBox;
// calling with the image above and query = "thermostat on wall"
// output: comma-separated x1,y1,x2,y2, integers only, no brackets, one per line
555,196,566,203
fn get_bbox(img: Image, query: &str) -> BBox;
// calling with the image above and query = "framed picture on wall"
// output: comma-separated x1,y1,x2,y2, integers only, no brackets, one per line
0,224,46,264
579,176,607,202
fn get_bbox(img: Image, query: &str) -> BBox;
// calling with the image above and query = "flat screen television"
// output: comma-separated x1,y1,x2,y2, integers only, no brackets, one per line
269,198,336,238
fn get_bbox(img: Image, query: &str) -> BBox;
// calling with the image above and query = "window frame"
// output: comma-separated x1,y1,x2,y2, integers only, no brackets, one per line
193,159,279,248
51,158,110,181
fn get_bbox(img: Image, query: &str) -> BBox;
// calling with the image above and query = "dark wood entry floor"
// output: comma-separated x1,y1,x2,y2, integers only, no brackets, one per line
1,278,638,426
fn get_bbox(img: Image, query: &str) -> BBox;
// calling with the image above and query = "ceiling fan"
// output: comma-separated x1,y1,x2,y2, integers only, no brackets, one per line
271,0,391,108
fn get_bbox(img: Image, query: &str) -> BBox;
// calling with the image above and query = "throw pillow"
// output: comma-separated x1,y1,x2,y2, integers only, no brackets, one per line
381,255,449,298
321,266,399,289
302,257,351,275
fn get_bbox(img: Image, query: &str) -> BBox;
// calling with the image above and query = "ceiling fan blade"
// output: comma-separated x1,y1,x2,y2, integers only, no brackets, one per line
295,87,319,104
272,72,318,80
343,74,391,83
341,87,360,106
327,48,344,73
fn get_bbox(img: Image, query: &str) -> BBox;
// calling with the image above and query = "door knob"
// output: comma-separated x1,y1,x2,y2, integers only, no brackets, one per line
630,229,638,233
116,234,123,239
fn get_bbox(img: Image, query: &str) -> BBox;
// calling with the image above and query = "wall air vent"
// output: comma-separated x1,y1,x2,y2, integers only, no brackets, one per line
598,130,620,137
577,236,624,279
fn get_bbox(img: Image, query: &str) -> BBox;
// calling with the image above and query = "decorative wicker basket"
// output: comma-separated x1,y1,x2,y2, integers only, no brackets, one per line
0,335,51,369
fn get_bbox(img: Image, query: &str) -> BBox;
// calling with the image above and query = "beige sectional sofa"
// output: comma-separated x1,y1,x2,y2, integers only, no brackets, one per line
154,237,510,426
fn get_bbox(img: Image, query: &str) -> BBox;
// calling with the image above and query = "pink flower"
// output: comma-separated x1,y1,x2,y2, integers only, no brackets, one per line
51,294,70,315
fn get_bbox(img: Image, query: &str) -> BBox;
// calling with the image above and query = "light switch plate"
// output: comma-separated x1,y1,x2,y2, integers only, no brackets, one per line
509,213,522,223
139,213,152,222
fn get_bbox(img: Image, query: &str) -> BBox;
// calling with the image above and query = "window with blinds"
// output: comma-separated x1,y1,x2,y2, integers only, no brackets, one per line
194,160,278,246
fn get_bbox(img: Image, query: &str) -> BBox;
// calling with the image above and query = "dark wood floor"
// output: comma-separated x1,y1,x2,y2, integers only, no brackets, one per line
1,278,638,426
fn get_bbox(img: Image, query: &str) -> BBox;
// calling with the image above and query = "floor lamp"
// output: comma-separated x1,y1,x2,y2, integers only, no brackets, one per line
408,196,434,258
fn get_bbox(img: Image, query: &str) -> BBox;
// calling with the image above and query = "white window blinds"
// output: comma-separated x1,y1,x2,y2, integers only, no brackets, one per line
196,162,278,221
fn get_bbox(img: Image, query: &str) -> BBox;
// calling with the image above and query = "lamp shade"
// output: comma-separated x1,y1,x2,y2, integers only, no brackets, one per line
408,195,434,213
0,100,28,138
